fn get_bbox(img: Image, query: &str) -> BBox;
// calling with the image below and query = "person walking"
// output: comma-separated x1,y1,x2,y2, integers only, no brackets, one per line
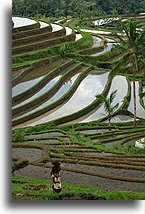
50,161,62,193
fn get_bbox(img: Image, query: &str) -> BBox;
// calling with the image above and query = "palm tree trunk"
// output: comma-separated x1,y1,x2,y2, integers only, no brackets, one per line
133,80,137,126
108,115,111,130
132,54,138,127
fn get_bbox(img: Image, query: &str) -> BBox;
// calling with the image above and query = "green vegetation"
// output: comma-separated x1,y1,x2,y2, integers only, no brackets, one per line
12,130,26,143
12,175,144,200
12,0,143,18
96,90,119,125
113,20,144,126
12,1,144,200
12,31,92,66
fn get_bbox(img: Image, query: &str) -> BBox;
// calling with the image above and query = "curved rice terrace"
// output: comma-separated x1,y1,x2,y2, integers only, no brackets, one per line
12,15,144,200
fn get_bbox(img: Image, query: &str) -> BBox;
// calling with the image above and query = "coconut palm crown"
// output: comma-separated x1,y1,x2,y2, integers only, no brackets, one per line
112,20,144,126
96,90,119,125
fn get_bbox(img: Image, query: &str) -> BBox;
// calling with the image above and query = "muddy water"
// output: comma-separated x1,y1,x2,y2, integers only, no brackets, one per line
24,139,61,143
81,75,128,123
62,163,143,179
78,129,109,134
82,152,117,156
122,140,134,147
26,131,64,138
12,148,42,161
14,75,61,107
12,17,36,28
12,76,44,97
60,137,70,142
28,72,109,126
18,73,80,117
128,81,144,118
102,141,121,147
51,23,63,32
15,164,143,192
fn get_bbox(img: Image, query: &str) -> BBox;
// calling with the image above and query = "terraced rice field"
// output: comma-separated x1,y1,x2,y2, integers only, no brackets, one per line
12,124,144,192
12,15,144,198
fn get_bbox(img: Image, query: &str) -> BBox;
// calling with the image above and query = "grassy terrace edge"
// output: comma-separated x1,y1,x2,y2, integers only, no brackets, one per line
12,31,93,65
12,59,73,105
12,62,83,116
12,66,92,127
12,175,144,200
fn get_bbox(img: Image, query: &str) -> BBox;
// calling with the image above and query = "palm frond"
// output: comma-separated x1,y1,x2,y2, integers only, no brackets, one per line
96,94,107,102
112,52,131,74
112,32,125,44
104,101,111,114
109,90,117,104
113,103,119,111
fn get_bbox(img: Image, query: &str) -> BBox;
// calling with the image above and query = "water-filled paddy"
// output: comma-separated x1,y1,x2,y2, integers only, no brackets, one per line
65,27,72,35
14,164,143,192
51,23,63,32
24,139,61,143
75,34,82,41
91,43,118,56
26,131,64,138
81,29,125,37
12,148,42,161
14,75,61,107
18,73,80,117
12,17,36,28
27,72,109,126
54,19,63,23
92,17,119,26
102,141,120,147
92,36,102,47
80,75,128,123
128,81,144,118
12,76,44,97
62,163,143,179
81,29,112,35
78,129,109,134
104,115,134,123
39,21,49,28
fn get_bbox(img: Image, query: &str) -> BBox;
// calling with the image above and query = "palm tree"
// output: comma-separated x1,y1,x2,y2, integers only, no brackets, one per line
113,20,143,126
96,90,119,126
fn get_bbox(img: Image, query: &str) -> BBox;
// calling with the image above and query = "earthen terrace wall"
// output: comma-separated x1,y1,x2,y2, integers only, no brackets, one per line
12,34,76,55
12,22,40,34
12,25,52,40
12,28,66,47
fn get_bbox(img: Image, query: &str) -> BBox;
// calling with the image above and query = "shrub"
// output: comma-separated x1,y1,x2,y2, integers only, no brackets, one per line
12,130,25,143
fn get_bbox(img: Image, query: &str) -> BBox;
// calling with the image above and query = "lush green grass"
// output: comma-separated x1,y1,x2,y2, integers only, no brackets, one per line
12,120,144,155
12,56,58,68
12,15,144,201
12,175,144,200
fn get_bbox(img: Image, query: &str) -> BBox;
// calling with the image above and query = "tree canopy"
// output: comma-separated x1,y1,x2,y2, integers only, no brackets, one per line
12,0,144,18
